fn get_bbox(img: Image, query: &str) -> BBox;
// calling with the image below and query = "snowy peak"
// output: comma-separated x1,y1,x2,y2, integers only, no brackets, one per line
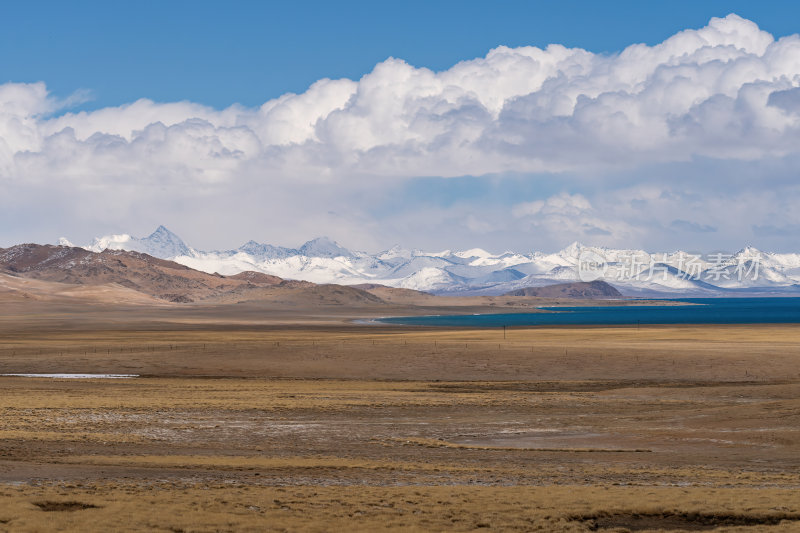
377,245,412,260
732,246,765,262
85,225,192,258
142,225,192,258
86,233,136,253
453,248,492,259
299,237,352,258
236,240,294,260
148,225,173,238
397,267,466,291
69,227,800,296
558,241,586,258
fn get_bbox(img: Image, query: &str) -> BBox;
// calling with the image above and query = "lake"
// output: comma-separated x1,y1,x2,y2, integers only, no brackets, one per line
377,297,800,327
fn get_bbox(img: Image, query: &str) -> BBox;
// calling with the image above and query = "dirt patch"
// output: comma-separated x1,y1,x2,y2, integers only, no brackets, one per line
423,380,791,394
574,511,800,531
33,501,99,512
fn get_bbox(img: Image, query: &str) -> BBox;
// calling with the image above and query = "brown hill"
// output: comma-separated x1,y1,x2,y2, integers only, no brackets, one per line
350,283,435,304
228,271,283,285
0,245,634,311
503,280,622,299
0,244,385,306
205,282,385,307
0,271,163,305
0,244,249,302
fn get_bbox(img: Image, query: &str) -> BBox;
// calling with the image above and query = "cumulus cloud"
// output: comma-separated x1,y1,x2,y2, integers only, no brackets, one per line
512,193,592,217
4,14,800,182
2,14,800,250
510,192,638,247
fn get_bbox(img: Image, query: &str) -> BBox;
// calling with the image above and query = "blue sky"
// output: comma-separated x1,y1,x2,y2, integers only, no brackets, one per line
1,3,800,253
3,1,797,111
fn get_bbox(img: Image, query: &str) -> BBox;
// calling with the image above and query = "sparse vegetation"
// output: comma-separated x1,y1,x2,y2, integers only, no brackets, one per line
0,302,799,531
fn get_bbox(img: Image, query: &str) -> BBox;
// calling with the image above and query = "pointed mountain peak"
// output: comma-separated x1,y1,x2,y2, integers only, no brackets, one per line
302,236,336,245
299,237,352,258
376,244,411,262
234,240,295,259
236,240,265,253
378,244,410,257
734,245,766,261
559,241,586,256
129,226,192,258
147,225,179,238
737,245,763,254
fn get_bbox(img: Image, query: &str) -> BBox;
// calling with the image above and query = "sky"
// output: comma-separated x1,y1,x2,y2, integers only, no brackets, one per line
2,1,800,253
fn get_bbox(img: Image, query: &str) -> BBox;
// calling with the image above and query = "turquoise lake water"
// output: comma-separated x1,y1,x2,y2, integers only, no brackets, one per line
377,298,800,327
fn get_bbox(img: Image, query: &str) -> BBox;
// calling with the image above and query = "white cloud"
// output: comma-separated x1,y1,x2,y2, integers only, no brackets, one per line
4,14,800,183
510,192,635,247
2,14,800,251
512,193,592,217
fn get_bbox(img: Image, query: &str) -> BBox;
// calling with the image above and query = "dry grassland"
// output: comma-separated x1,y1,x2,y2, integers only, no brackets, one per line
1,320,799,531
1,325,799,381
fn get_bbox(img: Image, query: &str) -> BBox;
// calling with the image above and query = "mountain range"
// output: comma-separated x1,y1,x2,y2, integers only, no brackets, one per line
0,243,387,306
61,226,800,297
2,241,623,312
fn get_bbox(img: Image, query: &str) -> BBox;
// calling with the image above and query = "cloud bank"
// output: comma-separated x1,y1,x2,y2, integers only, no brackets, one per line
2,14,800,251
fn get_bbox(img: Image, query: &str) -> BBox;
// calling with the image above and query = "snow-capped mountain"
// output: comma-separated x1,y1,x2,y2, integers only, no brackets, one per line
85,225,194,259
64,228,800,296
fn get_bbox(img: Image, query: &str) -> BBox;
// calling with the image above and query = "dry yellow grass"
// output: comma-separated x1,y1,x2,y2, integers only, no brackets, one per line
1,324,799,381
1,319,800,531
1,484,799,532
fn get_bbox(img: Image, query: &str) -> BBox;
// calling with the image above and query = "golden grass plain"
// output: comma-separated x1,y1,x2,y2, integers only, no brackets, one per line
1,304,800,531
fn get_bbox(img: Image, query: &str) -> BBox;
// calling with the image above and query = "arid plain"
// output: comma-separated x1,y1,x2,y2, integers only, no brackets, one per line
1,295,800,532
